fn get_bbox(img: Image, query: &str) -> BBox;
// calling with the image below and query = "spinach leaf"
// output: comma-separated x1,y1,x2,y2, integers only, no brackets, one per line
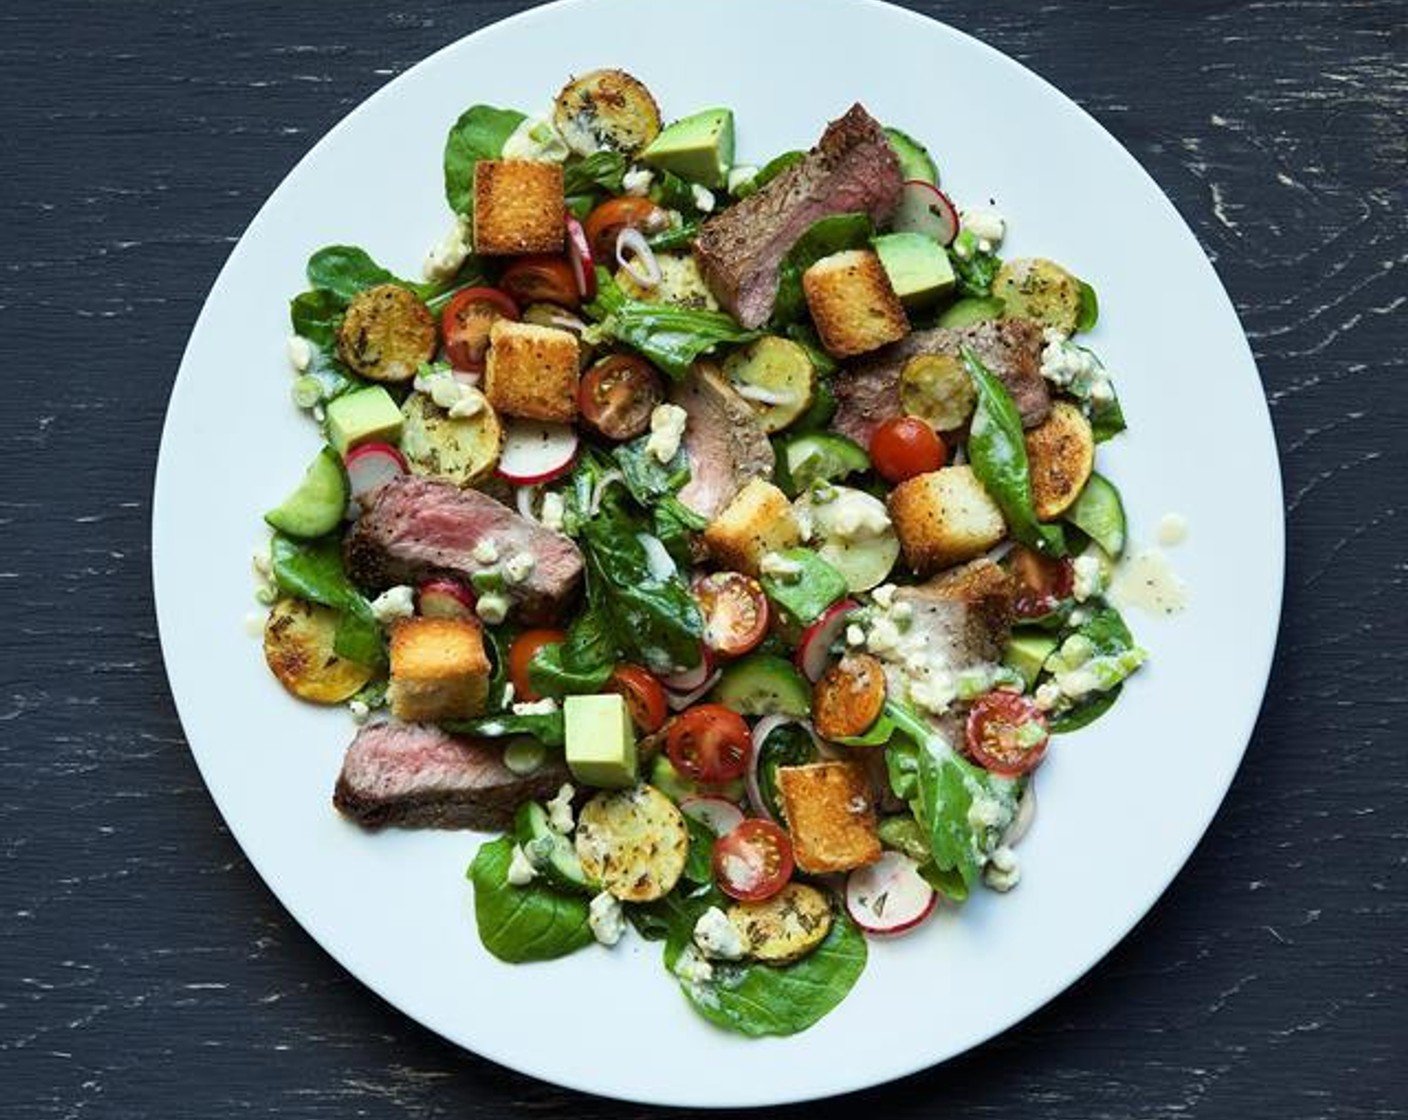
444,105,526,214
289,288,344,350
758,548,848,628
527,613,616,699
754,722,818,821
784,322,840,376
963,347,1067,557
612,437,709,531
682,814,717,885
467,836,593,963
269,532,384,666
563,150,627,196
307,245,399,302
732,150,804,199
626,881,722,943
1075,280,1100,333
663,909,868,1037
1090,390,1127,443
1049,683,1122,734
447,708,566,747
772,213,874,326
948,231,1002,297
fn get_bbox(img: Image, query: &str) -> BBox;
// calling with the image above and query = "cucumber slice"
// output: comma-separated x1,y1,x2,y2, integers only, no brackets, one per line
711,653,811,718
1002,631,1059,689
1065,473,1127,558
778,432,870,497
885,127,939,185
648,755,747,805
514,801,592,893
936,296,1005,328
264,447,347,538
721,336,815,434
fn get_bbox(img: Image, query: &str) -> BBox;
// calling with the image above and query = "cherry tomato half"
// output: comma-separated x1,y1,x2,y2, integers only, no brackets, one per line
583,197,668,263
607,664,668,734
507,628,566,703
440,287,518,372
1009,545,1075,619
713,819,795,902
869,416,947,484
578,354,664,441
499,256,580,309
692,571,770,658
965,691,1050,777
666,704,752,784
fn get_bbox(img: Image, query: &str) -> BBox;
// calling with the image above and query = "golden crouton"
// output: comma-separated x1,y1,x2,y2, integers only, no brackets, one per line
472,160,565,255
387,617,490,722
702,479,801,577
1024,400,1095,520
776,761,881,875
483,319,580,423
888,465,1007,576
802,249,909,358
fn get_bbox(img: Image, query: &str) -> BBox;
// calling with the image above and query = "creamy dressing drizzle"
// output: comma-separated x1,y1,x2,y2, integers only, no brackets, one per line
1156,512,1190,547
1109,549,1188,616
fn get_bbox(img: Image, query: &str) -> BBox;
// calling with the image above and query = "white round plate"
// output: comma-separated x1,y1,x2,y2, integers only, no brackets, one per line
153,0,1284,1106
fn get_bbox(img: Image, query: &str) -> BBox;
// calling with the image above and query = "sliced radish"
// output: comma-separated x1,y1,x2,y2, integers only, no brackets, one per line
892,180,960,246
745,716,821,822
846,851,937,935
663,646,714,692
1002,781,1037,847
417,578,476,620
565,212,596,301
666,668,721,711
796,599,861,682
496,420,579,485
678,795,745,838
343,441,407,501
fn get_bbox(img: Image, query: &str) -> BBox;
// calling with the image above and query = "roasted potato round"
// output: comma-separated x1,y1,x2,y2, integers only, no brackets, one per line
1025,400,1095,520
994,258,1083,335
336,283,437,383
263,596,374,704
727,882,833,964
899,353,977,432
399,390,503,487
813,653,887,740
553,69,661,156
722,336,815,434
575,784,688,902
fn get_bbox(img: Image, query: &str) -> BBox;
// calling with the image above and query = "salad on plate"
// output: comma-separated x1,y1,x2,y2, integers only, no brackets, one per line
254,68,1147,1037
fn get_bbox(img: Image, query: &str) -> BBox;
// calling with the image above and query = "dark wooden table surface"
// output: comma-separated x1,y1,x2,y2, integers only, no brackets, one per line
4,0,1404,1115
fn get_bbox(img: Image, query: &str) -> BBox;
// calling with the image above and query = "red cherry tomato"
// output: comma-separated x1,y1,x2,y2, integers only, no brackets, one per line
499,256,580,309
869,416,947,483
692,572,769,658
1009,545,1075,619
713,819,795,902
507,628,566,703
578,354,664,441
666,704,752,784
440,287,518,372
607,664,668,734
965,691,1050,777
583,197,668,262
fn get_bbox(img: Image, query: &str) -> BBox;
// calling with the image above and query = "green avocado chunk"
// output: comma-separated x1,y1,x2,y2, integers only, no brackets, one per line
325,385,403,454
641,107,735,189
873,232,956,308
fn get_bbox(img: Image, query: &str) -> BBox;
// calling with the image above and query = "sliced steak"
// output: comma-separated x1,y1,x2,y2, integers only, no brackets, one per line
334,719,568,831
670,363,775,519
693,104,902,329
832,319,1052,447
345,475,583,620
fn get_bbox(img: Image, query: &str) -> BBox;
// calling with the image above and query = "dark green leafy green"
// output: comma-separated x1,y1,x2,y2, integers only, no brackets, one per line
1090,390,1127,443
626,881,721,942
1075,280,1100,333
448,708,566,747
648,221,701,251
754,722,819,821
732,150,804,199
268,532,383,666
444,105,526,214
527,613,616,699
289,288,344,349
784,323,840,377
771,213,874,326
682,814,717,885
948,232,1002,297
467,836,593,963
1049,683,1122,733
307,245,399,302
652,169,699,213
563,150,627,196
758,549,848,628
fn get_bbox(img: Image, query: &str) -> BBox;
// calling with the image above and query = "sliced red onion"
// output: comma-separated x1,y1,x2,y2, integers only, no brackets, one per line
1002,781,1038,847
586,468,623,516
515,484,540,522
745,716,824,822
616,227,662,288
638,533,676,581
663,646,713,692
665,669,721,711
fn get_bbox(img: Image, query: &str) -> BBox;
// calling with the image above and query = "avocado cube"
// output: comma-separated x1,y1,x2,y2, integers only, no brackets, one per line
325,385,404,454
1002,632,1059,689
641,108,735,190
873,232,956,308
564,694,638,788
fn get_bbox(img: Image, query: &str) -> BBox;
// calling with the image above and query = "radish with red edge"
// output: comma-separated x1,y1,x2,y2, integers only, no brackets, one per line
343,441,407,501
796,599,860,682
417,578,476,620
678,795,745,838
495,420,579,485
565,212,596,301
663,646,713,693
845,850,937,935
892,180,960,246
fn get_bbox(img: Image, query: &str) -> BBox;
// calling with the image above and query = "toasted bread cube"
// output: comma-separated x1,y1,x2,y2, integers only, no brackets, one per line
802,249,909,358
387,617,490,722
472,160,565,255
702,479,801,577
483,320,580,423
888,465,1006,575
776,761,881,874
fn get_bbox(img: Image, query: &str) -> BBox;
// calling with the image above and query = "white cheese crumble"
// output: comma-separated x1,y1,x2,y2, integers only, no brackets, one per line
422,215,473,282
502,552,535,584
1072,554,1105,602
984,845,1021,892
471,538,500,565
845,623,867,648
414,367,485,417
475,590,510,625
690,183,716,213
870,583,897,610
673,945,715,984
621,167,654,196
545,783,575,834
500,112,570,163
960,206,1006,253
370,585,415,625
1033,681,1062,711
1039,329,1114,403
513,697,560,718
348,699,371,724
645,402,688,463
814,488,891,543
588,891,626,946
539,491,566,532
506,844,538,886
692,906,747,961
967,791,1008,831
286,334,313,372
759,551,803,581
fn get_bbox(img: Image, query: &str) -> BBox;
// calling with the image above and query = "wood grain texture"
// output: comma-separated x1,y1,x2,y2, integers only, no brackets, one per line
1,0,1404,1116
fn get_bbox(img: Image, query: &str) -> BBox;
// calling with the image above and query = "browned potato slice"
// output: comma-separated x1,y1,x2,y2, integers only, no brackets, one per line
399,390,502,487
994,258,1082,335
574,784,687,902
813,653,887,740
727,883,833,964
1025,400,1095,520
336,283,437,383
899,353,976,432
553,69,661,156
263,597,373,704
722,336,815,434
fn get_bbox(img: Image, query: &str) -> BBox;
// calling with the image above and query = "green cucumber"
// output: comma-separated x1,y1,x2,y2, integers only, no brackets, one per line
885,127,939,184
648,755,746,805
936,296,1005,328
777,432,870,497
514,802,592,893
264,447,347,538
711,653,811,718
1065,473,1127,558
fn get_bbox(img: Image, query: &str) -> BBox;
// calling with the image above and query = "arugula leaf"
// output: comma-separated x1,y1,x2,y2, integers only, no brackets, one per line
269,532,384,667
444,105,526,214
563,150,627,196
648,221,701,252
771,213,874,326
963,346,1067,557
467,836,593,963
